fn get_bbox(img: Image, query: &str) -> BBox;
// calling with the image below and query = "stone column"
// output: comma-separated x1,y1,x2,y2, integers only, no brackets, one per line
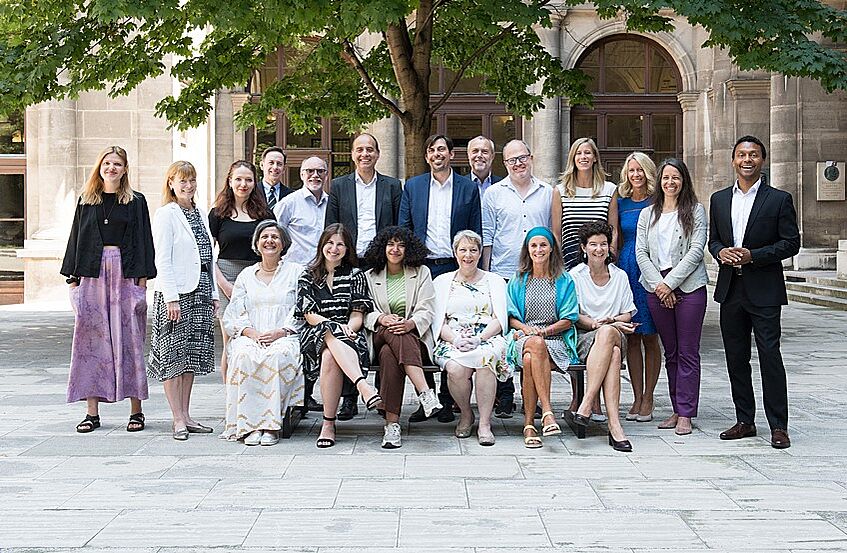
677,91,702,197
530,21,563,184
230,92,250,162
370,115,401,179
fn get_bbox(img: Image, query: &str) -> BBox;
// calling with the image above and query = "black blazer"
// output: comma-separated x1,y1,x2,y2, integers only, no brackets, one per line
61,191,157,279
325,171,402,247
708,176,800,306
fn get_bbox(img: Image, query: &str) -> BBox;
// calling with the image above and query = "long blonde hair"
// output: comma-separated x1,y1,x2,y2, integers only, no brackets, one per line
161,161,198,206
558,138,607,198
618,152,657,198
80,146,133,205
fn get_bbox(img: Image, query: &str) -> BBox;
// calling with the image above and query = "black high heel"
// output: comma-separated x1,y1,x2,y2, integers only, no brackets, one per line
354,375,384,411
608,432,633,452
316,416,336,448
572,412,590,427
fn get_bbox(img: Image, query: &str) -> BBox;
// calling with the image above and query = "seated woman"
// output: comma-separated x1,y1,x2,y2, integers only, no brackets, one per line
432,230,509,446
221,220,303,446
363,226,442,449
569,221,637,452
296,223,383,448
507,227,579,448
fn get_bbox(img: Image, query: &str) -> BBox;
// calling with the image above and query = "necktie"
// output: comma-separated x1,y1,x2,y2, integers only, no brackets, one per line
266,187,277,211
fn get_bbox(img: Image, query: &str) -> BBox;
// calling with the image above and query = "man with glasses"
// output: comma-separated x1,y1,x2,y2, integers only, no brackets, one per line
260,146,292,211
467,135,502,196
274,156,330,266
482,139,553,418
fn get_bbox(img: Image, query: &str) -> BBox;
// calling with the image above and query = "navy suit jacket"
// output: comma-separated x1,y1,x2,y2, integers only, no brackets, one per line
398,171,482,253
325,171,402,248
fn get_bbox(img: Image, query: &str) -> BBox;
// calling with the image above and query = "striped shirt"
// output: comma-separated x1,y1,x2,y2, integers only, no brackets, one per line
386,271,406,316
556,181,616,270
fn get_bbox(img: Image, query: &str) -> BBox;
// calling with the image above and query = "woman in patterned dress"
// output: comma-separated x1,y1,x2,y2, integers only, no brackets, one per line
148,161,220,441
506,227,579,448
432,230,509,446
221,220,303,446
616,152,662,423
296,223,383,448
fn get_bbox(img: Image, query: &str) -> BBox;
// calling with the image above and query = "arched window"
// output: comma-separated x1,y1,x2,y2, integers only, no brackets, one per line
571,35,682,180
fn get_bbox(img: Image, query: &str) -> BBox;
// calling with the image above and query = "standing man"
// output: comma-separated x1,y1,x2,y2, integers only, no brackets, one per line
708,135,800,449
325,133,402,420
481,139,552,418
399,134,482,423
467,135,502,196
260,146,292,211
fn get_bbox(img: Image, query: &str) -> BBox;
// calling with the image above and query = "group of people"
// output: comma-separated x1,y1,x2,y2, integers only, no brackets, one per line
61,131,799,452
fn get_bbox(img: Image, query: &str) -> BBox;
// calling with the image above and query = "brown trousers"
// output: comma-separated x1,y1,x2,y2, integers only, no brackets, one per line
373,327,429,416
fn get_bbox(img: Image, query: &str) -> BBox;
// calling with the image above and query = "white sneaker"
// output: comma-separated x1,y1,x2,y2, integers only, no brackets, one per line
244,430,262,446
418,389,443,418
382,422,402,449
260,431,279,446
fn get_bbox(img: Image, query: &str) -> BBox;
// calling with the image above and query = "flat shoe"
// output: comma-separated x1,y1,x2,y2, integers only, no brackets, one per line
541,411,562,437
244,430,262,446
454,414,475,439
126,412,145,432
636,413,654,423
657,416,678,429
523,425,542,449
76,414,100,433
675,427,692,436
173,426,189,441
625,412,638,421
260,431,279,446
590,413,607,423
186,422,214,434
477,430,495,446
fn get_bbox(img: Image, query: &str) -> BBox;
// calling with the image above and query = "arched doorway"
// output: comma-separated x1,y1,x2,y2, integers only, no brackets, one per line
570,35,682,181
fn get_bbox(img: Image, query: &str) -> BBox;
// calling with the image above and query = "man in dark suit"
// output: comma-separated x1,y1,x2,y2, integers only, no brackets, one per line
259,146,292,211
325,133,402,420
467,135,503,195
399,134,482,423
708,135,800,449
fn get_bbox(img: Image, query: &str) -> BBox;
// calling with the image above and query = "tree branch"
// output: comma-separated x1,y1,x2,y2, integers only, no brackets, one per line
384,22,423,105
340,39,405,121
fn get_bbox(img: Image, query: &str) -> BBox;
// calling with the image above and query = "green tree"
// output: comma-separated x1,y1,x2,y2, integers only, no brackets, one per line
1,0,845,176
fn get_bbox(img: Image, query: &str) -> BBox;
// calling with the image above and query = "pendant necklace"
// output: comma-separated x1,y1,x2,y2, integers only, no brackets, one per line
102,197,118,225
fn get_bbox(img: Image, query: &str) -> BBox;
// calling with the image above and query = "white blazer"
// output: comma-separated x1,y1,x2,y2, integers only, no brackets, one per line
635,203,708,293
152,202,219,303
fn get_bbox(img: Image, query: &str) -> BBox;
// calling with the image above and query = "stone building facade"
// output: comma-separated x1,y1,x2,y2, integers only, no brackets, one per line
12,6,847,302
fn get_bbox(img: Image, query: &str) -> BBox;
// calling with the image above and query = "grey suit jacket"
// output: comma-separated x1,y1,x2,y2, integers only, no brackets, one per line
325,171,402,251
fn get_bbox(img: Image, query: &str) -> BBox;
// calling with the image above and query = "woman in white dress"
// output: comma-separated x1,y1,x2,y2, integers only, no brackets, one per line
221,220,304,446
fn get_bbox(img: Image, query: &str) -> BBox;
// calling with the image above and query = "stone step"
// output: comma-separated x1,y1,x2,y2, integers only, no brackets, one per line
787,289,847,311
786,281,847,300
785,271,847,289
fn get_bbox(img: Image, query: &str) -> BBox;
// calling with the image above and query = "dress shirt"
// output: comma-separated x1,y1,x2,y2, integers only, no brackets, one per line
731,178,760,248
471,173,493,196
355,172,378,256
426,170,454,258
274,187,328,265
263,181,280,209
481,176,552,279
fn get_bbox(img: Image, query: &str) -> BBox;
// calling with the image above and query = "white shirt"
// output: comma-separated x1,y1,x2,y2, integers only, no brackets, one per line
569,263,636,321
355,172,378,257
426,170,454,259
481,176,552,279
656,211,678,271
471,173,493,196
274,187,328,265
731,179,760,248
263,181,281,204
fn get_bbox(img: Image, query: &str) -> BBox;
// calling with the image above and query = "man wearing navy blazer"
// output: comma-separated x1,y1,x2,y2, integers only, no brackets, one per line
708,135,800,449
399,134,482,423
467,135,503,196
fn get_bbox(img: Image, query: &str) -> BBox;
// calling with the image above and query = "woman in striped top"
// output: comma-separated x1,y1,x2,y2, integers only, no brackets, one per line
552,138,620,270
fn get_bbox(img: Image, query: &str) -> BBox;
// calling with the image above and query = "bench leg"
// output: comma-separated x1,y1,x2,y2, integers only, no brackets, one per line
563,371,586,439
281,405,305,439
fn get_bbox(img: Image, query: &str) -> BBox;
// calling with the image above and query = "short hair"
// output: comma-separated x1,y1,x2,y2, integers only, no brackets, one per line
578,221,615,265
363,226,430,273
503,139,531,156
425,134,454,152
451,230,482,253
261,146,287,164
618,151,657,198
251,219,292,257
732,135,767,160
468,135,495,152
352,133,380,153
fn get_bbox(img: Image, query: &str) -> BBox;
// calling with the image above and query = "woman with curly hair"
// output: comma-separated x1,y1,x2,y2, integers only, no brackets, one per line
363,226,442,449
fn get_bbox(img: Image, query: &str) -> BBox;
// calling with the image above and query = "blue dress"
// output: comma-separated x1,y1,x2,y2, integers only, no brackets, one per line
617,197,656,335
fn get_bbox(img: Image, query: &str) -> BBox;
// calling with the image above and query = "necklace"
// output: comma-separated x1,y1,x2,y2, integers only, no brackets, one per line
101,196,118,225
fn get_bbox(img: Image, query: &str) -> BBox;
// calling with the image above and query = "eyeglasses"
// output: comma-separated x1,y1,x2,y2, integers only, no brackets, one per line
504,154,531,166
303,168,327,176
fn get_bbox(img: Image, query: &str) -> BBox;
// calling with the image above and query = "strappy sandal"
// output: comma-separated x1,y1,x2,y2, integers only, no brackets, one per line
523,425,542,449
316,416,336,448
354,376,384,411
126,412,145,432
541,411,562,437
76,414,100,433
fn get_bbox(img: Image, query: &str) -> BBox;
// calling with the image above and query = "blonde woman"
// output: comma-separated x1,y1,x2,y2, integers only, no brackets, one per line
61,146,156,433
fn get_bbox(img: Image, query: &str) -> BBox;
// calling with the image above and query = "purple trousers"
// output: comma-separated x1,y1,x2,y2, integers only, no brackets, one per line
67,248,149,403
647,285,706,417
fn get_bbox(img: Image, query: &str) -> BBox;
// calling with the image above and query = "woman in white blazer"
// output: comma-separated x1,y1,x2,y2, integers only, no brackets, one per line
363,226,442,449
635,158,708,436
148,161,220,441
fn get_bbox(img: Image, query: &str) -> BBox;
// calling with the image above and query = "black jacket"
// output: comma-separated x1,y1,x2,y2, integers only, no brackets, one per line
61,191,157,279
324,171,402,248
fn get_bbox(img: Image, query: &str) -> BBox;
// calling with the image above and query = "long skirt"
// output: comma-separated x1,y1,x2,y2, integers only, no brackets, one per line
220,335,304,440
67,248,149,403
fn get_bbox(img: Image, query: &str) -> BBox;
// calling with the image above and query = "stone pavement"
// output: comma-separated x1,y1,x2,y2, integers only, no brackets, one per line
1,298,847,552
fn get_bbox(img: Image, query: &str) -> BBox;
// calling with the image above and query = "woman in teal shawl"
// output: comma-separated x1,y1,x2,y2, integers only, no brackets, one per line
507,227,579,448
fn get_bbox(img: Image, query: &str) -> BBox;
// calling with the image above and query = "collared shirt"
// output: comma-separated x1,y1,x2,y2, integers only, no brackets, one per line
731,178,761,248
274,186,328,265
482,176,552,279
426,170,454,259
471,172,493,197
355,171,378,257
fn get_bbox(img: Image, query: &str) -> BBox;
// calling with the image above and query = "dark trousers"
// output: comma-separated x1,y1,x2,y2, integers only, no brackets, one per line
719,275,789,430
423,257,458,408
425,258,458,278
496,378,515,406
374,327,429,416
648,285,707,417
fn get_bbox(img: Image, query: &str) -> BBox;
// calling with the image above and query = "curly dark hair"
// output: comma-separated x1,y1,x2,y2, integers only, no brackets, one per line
363,226,430,273
308,223,358,282
578,221,615,265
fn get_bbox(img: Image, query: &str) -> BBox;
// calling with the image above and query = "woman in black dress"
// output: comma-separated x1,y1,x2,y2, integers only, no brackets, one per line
297,224,383,448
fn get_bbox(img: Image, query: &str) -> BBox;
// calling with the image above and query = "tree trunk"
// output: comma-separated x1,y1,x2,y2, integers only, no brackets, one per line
401,114,431,179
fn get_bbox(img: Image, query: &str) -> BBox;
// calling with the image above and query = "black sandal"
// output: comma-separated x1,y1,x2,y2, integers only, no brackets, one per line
127,412,145,432
354,376,384,411
316,416,336,448
76,414,100,433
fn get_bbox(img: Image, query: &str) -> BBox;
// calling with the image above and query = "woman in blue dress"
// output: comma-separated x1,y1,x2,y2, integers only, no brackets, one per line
616,152,662,423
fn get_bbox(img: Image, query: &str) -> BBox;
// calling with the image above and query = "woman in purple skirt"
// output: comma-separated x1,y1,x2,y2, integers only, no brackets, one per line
61,146,157,433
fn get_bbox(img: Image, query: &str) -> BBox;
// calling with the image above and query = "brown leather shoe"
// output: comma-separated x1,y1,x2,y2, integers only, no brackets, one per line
770,429,791,449
719,422,757,440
